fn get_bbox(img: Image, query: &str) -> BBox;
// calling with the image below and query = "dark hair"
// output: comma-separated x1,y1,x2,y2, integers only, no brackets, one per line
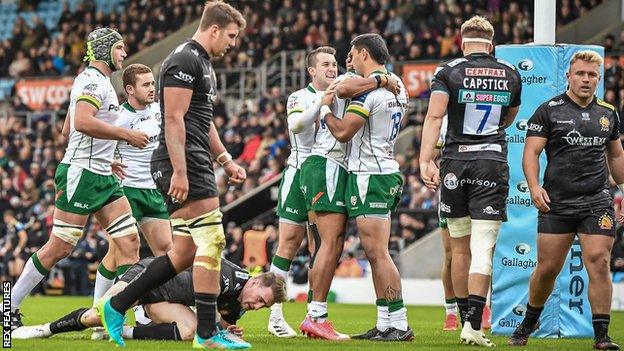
200,0,246,31
350,33,390,65
306,46,336,68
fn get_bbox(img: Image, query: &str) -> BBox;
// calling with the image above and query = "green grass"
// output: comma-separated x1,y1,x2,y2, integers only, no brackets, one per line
8,296,624,350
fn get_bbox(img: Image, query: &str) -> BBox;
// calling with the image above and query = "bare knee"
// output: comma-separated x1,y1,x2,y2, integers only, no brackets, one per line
535,261,562,280
585,253,611,279
114,235,140,260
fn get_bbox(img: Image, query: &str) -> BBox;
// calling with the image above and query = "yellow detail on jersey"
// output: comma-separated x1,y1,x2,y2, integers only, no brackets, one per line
597,98,615,111
346,104,370,118
287,108,304,116
77,94,102,109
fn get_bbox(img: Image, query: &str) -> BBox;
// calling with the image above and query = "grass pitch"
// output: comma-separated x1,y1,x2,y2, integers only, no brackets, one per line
7,296,624,350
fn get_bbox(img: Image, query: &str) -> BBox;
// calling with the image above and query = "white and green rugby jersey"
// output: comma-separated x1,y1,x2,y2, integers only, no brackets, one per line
62,66,120,175
116,102,161,189
312,71,359,168
286,84,324,169
346,71,408,174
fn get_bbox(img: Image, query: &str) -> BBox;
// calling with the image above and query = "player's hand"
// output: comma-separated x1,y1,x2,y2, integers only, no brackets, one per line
529,186,551,213
223,161,246,185
126,130,149,148
168,170,189,204
429,160,440,186
321,90,335,106
111,160,127,180
419,161,438,190
226,325,244,337
383,75,401,95
325,79,340,94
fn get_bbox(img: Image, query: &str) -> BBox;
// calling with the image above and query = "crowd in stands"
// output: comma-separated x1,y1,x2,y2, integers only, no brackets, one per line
0,0,615,293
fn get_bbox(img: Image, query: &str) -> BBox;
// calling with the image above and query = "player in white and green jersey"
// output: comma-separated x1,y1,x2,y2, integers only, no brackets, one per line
269,47,337,338
323,33,413,342
10,28,149,331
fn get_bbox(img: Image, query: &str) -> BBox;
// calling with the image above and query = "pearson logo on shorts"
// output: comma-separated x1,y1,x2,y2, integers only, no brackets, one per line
512,304,527,316
515,243,531,255
443,173,459,190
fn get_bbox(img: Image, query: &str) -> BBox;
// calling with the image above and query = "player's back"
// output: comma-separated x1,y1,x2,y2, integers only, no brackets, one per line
348,71,408,174
63,66,119,175
286,85,323,169
431,53,522,162
117,103,161,188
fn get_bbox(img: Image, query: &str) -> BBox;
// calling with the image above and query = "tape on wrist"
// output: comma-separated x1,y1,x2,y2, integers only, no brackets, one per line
216,151,232,166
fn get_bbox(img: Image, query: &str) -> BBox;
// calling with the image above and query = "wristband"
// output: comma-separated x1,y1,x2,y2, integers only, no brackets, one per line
374,75,382,88
618,183,624,192
320,105,332,118
216,151,232,166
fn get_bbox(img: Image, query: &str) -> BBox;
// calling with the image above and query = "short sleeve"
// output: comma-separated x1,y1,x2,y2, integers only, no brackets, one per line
76,80,107,110
346,91,372,118
286,92,304,116
526,104,550,138
430,65,449,94
610,109,620,141
161,51,199,90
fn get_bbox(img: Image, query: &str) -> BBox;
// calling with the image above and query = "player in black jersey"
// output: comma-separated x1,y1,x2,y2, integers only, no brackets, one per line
508,51,624,350
420,16,522,347
97,3,250,349
13,258,286,342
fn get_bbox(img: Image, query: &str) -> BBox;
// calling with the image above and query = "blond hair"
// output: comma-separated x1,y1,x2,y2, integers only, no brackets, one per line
569,50,603,68
199,0,246,31
257,272,287,304
461,16,494,41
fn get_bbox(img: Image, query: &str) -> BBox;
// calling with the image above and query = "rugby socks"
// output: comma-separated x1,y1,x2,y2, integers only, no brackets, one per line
376,299,390,332
269,255,291,319
48,308,89,334
11,253,48,312
592,314,610,341
466,294,487,330
520,303,544,330
110,254,177,313
195,293,219,339
307,290,313,303
445,298,458,316
388,299,408,331
93,263,116,306
308,301,328,322
456,297,469,325
124,322,182,340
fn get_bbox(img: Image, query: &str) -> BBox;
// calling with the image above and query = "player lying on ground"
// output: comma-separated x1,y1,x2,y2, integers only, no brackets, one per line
12,257,286,342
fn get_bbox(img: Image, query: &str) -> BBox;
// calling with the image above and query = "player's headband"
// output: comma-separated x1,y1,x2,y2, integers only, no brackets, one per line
462,37,493,45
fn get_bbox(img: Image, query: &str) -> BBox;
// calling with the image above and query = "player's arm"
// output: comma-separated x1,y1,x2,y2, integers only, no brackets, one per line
61,111,70,138
606,111,624,187
163,87,191,201
73,102,147,148
322,92,366,142
334,75,399,99
523,136,550,212
420,91,448,189
208,122,246,185
502,106,520,128
287,93,321,134
503,70,523,128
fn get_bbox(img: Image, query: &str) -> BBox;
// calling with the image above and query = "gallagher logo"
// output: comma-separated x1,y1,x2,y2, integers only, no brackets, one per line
517,181,529,193
512,304,527,316
516,119,527,131
515,243,531,255
517,59,534,71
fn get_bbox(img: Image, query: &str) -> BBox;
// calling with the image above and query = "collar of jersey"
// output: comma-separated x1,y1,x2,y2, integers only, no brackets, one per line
306,84,317,93
368,69,387,77
563,92,596,110
189,39,210,58
86,65,106,77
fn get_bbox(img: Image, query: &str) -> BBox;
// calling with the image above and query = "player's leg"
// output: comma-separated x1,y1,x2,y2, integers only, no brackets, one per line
140,218,174,255
578,208,620,350
507,219,575,346
269,166,307,337
10,206,86,329
122,302,195,341
440,223,459,331
134,187,173,255
93,240,117,306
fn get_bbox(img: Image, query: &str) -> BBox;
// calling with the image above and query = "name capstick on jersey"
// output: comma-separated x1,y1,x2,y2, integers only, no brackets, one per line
347,71,408,174
431,53,522,162
285,84,323,169
313,72,359,168
117,102,161,189
62,66,121,175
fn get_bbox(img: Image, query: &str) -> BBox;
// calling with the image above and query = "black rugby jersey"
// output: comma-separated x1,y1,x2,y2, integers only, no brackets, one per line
152,39,218,164
526,93,620,209
431,53,522,162
137,257,250,324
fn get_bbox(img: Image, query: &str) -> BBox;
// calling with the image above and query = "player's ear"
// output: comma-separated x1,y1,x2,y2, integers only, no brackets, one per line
307,66,315,77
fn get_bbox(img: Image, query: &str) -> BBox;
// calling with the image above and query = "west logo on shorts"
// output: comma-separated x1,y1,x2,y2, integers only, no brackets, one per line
598,213,613,230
